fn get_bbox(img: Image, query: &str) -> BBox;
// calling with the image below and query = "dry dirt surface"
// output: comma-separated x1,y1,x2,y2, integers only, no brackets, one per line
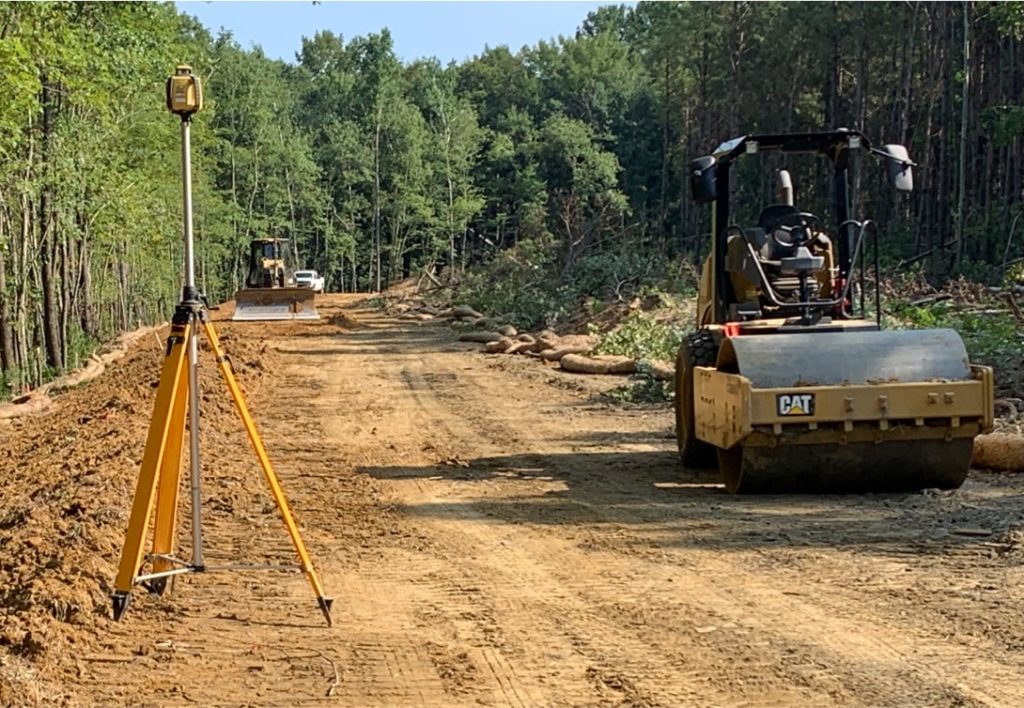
4,293,1024,708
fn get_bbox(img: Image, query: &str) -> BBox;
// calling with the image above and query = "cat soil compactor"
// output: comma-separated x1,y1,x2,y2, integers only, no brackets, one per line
232,237,320,321
676,129,994,494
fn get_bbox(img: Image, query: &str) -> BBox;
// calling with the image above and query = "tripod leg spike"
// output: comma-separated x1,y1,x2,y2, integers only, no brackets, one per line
112,591,131,621
318,597,334,627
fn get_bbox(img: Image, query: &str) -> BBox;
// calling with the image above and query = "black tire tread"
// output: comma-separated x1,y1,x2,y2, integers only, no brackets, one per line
674,329,720,469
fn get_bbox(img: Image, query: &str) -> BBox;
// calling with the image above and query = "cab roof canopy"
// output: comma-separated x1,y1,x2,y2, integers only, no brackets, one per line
712,129,870,165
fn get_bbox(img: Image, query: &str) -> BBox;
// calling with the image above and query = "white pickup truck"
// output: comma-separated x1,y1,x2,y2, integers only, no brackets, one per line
294,270,325,293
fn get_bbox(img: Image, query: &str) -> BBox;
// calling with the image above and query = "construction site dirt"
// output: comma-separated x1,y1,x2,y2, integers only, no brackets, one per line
3,293,1024,707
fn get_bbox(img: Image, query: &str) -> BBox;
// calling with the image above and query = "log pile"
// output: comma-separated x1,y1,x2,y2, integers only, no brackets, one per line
393,300,678,378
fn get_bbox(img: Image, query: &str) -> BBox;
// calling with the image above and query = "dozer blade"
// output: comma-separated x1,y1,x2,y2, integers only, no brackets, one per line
232,288,320,321
694,329,994,494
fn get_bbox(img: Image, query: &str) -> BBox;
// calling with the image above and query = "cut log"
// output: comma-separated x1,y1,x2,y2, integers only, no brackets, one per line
505,341,534,355
532,338,558,353
497,324,518,337
452,304,483,319
647,360,675,381
484,337,514,353
556,334,600,349
458,331,504,343
560,354,637,375
973,433,1024,473
0,394,53,419
538,345,591,362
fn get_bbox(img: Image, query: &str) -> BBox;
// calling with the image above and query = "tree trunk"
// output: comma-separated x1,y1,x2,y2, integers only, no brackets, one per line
954,1,970,269
373,110,382,292
39,75,64,372
0,202,14,376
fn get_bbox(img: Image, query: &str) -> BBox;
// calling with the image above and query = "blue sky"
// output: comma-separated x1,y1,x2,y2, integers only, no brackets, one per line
175,1,634,65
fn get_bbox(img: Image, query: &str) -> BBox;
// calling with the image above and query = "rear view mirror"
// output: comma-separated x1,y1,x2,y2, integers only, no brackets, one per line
689,156,717,204
881,144,914,193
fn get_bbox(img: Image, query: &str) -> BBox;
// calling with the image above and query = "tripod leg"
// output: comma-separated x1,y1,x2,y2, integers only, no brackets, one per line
201,318,334,627
148,340,191,595
113,320,191,620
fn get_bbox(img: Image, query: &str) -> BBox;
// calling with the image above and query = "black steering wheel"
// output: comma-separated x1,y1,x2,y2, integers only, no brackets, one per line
768,211,818,249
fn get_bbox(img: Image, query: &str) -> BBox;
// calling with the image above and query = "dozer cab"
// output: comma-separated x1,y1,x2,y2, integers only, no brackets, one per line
677,129,994,493
232,237,320,321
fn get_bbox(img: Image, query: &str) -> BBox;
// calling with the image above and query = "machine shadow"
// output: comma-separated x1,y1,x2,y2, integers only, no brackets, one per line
359,447,1024,555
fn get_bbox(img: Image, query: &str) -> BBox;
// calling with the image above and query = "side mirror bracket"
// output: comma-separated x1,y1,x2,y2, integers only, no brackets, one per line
689,156,717,204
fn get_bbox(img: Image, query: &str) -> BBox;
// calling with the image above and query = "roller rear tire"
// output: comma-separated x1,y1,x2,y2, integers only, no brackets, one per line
674,329,720,469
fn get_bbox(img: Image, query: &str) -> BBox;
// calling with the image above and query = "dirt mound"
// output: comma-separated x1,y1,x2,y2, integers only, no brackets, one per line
327,312,364,329
0,320,280,679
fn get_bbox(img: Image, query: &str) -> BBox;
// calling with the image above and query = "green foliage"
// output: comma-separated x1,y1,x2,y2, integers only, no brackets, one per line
593,311,688,363
457,236,573,329
603,373,674,405
1004,262,1024,288
890,301,1022,372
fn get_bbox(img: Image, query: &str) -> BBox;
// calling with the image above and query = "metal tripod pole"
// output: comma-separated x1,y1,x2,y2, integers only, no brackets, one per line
180,116,205,570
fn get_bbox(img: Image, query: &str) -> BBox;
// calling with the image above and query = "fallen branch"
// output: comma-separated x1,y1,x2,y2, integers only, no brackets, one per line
909,293,952,307
1003,293,1024,324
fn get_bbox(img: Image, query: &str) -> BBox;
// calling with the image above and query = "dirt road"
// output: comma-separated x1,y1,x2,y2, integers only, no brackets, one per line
6,293,1024,707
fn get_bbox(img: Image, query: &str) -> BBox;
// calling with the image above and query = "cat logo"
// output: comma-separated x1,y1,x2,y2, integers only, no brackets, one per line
776,393,815,416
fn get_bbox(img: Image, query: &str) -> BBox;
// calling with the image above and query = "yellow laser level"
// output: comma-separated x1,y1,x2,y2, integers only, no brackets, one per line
166,64,202,117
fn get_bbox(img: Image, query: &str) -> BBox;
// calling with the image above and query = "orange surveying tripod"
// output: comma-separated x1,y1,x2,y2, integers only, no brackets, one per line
111,65,332,626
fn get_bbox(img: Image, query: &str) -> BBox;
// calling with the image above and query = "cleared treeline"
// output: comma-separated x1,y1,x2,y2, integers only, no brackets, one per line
1,1,1022,393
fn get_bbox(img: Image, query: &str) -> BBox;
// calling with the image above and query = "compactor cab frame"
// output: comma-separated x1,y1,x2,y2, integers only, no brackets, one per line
677,129,994,494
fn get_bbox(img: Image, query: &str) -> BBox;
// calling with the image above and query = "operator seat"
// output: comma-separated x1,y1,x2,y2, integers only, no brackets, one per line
754,204,831,303
757,204,801,258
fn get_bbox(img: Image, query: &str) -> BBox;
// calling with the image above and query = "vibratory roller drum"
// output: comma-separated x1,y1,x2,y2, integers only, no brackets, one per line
691,329,994,494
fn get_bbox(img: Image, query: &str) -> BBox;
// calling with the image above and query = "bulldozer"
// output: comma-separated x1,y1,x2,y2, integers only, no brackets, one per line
676,129,994,493
232,237,320,321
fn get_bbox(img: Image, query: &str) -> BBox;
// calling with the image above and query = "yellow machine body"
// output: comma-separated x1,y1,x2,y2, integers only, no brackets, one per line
233,287,319,321
676,130,996,494
232,237,320,321
684,326,994,493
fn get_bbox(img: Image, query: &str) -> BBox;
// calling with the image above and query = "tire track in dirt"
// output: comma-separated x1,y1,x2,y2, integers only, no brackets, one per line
317,313,840,706
59,295,1024,707
329,305,1024,708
